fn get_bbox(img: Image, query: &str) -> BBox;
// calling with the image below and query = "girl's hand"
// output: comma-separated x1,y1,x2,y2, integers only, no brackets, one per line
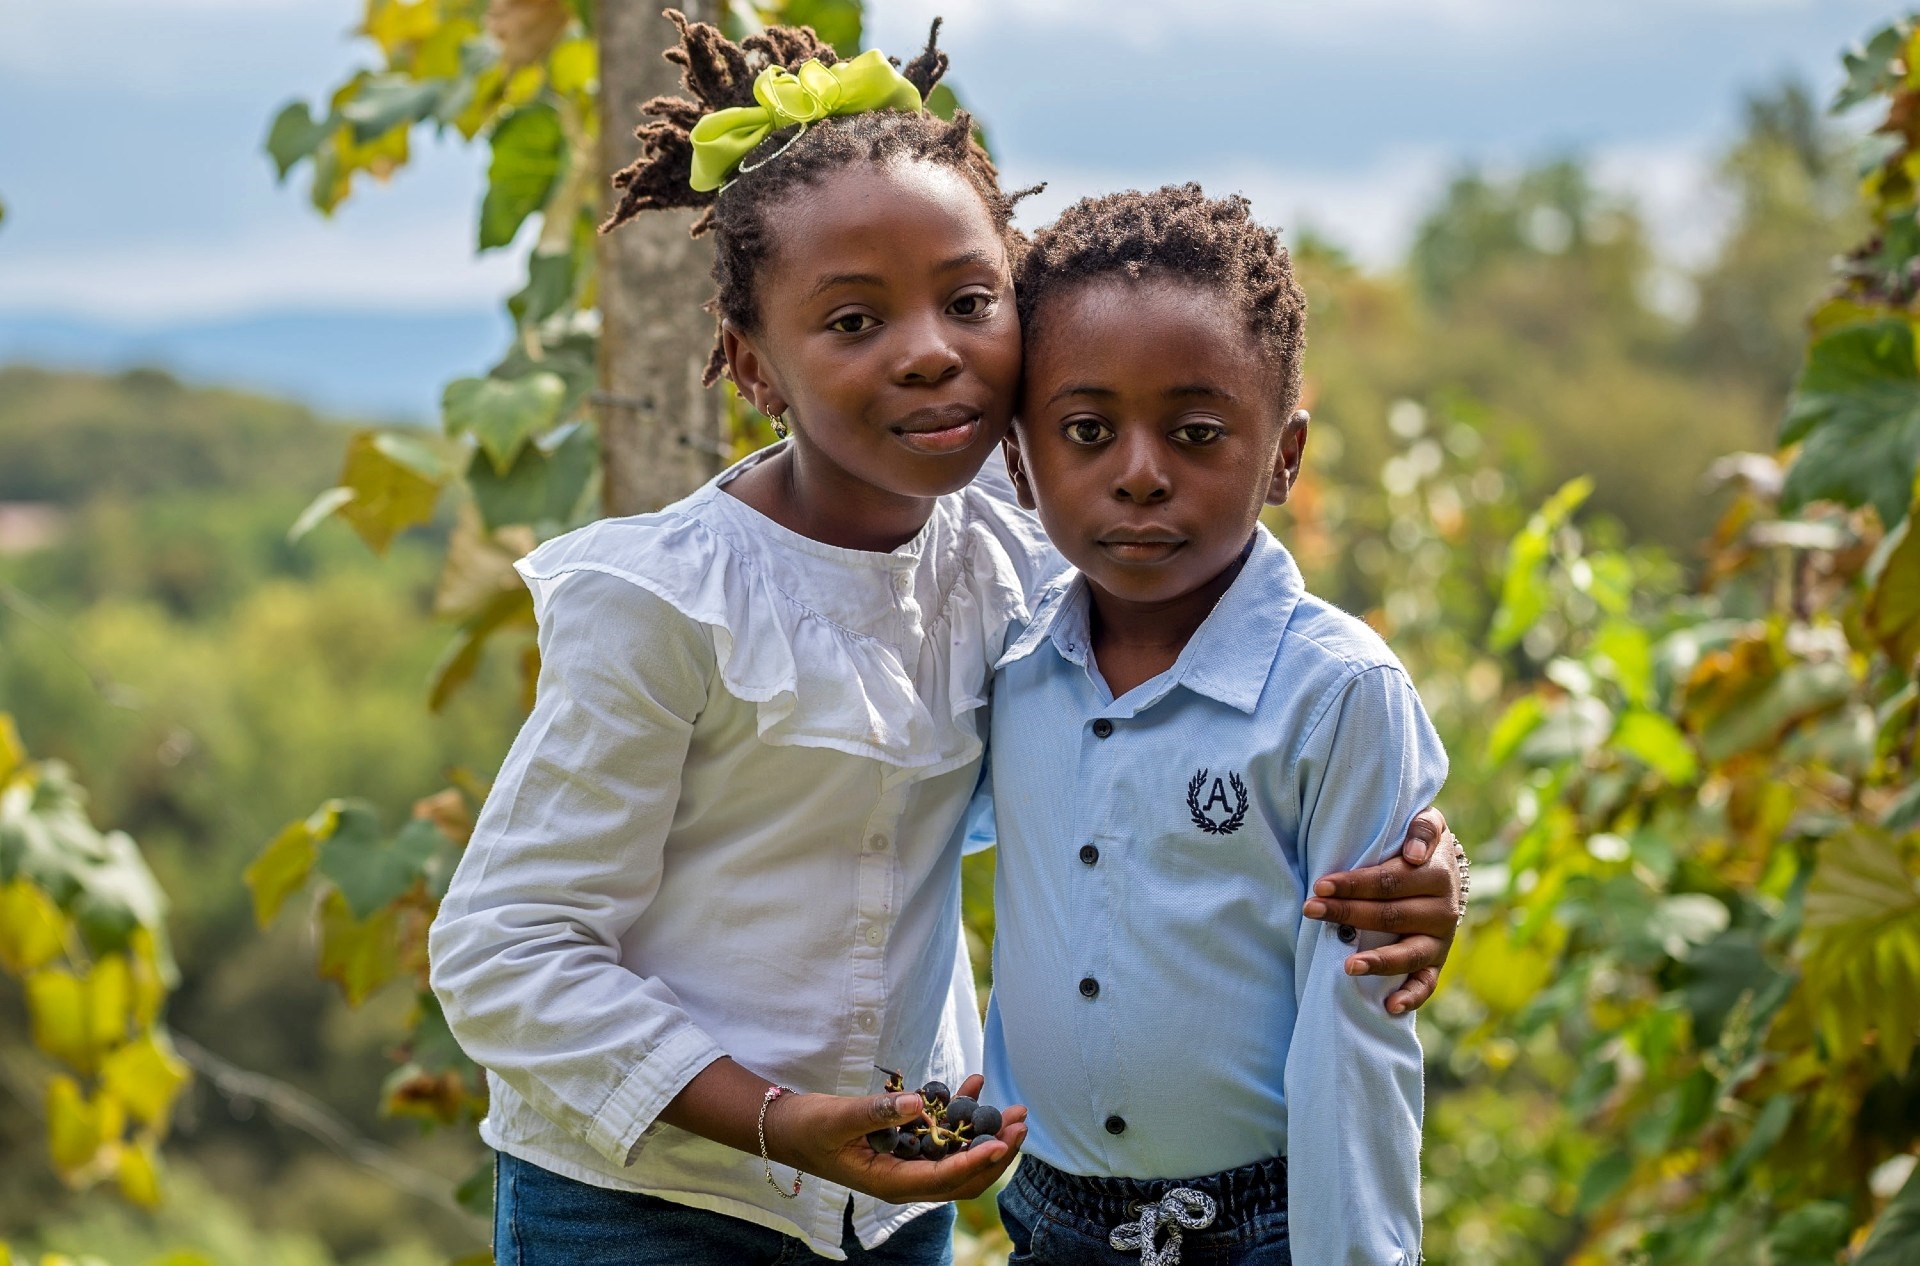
766,1073,1027,1203
1301,805,1465,1014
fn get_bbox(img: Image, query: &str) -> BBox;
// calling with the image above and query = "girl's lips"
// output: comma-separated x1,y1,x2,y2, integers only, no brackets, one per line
892,417,981,455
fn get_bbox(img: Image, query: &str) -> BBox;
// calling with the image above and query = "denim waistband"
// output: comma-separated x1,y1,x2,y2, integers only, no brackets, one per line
1014,1154,1288,1229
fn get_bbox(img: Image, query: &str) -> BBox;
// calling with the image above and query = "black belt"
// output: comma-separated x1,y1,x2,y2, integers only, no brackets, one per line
1015,1153,1288,1230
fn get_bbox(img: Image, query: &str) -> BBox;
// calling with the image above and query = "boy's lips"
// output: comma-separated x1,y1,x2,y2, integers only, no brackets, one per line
1096,529,1187,563
891,405,983,455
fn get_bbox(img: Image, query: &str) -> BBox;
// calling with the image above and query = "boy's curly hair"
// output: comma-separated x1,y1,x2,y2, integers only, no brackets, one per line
601,10,1029,386
1016,184,1309,418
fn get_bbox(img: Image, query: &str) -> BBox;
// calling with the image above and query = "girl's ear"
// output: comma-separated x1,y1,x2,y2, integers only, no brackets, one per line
1002,428,1038,511
721,320,786,418
1266,409,1310,507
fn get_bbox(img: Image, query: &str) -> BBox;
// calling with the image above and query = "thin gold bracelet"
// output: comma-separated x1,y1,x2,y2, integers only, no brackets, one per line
759,1085,802,1199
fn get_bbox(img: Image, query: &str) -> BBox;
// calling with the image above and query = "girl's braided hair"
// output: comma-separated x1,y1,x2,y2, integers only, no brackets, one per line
1016,184,1309,418
601,10,1028,386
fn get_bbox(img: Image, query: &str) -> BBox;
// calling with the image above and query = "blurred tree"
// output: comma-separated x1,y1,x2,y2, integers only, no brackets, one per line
1688,80,1861,405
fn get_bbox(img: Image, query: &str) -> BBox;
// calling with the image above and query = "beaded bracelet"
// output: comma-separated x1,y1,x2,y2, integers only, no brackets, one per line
759,1084,803,1198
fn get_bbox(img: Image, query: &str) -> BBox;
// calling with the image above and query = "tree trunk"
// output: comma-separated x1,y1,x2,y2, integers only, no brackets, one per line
595,0,726,517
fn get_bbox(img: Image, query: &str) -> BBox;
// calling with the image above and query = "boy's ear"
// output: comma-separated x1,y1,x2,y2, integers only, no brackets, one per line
721,320,786,419
1002,428,1038,511
1266,409,1310,507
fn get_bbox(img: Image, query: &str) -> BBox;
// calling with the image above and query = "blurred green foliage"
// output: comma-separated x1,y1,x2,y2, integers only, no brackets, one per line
3,5,1913,1266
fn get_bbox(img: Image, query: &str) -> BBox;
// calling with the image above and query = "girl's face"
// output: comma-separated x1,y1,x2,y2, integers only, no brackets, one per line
723,159,1022,503
1006,275,1307,608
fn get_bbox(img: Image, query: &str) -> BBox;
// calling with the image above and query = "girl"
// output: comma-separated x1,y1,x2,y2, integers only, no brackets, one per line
428,15,1464,1266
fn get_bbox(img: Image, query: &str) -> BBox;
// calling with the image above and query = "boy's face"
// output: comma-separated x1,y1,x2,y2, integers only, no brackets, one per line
1007,276,1307,608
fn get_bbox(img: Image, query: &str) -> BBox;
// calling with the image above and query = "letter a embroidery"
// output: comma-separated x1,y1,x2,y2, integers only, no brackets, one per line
1186,768,1249,836
1205,777,1233,814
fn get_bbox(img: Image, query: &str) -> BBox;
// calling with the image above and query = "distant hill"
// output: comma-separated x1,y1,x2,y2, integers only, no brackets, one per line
0,309,507,422
0,365,354,504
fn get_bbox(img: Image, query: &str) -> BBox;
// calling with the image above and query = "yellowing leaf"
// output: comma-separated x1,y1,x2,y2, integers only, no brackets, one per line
45,1074,120,1176
86,954,132,1053
503,62,546,107
1806,831,1918,930
0,878,67,974
417,16,479,77
336,431,445,554
116,1136,161,1207
1868,499,1920,666
100,1032,190,1127
0,713,24,786
1459,920,1561,1016
364,0,441,56
27,968,93,1072
128,928,167,1029
548,36,596,95
1803,832,1920,1075
318,889,400,1006
245,818,320,927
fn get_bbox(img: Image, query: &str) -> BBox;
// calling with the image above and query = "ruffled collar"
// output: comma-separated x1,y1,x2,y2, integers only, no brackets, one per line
516,446,1059,781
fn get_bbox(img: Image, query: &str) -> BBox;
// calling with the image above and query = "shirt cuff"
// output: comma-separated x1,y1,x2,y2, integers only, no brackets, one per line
584,1026,729,1168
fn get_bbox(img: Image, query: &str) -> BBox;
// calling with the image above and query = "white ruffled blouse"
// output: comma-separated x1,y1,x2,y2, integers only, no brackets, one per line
428,448,1061,1260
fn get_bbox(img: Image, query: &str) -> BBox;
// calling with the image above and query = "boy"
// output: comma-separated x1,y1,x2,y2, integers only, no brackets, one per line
983,184,1443,1265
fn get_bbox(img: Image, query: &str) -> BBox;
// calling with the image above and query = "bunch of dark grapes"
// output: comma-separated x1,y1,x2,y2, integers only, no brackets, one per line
864,1067,1005,1161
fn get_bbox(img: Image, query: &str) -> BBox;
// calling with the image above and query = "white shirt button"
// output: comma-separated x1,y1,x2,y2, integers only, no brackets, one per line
867,834,888,852
865,925,884,946
857,1012,875,1031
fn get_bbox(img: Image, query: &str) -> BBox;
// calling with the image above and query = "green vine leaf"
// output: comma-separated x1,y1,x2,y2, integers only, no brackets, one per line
316,804,439,920
1858,1160,1920,1265
443,372,567,474
480,102,565,250
1781,319,1920,529
265,101,332,180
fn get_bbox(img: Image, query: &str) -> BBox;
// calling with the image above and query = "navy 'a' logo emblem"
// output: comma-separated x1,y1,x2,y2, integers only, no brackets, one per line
1187,769,1248,835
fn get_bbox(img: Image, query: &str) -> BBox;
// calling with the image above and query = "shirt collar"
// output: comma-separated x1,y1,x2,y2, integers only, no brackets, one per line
996,524,1305,715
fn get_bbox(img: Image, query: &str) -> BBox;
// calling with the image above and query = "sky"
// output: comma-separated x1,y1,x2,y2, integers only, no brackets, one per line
0,0,1896,410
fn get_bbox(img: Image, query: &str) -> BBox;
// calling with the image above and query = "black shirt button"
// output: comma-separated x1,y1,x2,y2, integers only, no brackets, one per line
1105,1115,1127,1135
1337,924,1358,944
1091,718,1114,739
1079,844,1099,865
1079,977,1100,998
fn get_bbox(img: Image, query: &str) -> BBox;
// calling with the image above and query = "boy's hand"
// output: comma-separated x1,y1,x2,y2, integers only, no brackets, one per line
765,1073,1027,1204
1301,806,1464,1014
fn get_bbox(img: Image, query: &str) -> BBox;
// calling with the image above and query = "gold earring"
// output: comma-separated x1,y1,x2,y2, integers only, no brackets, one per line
768,408,789,440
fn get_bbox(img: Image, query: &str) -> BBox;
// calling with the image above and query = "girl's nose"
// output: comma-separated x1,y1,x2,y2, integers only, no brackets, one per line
1111,433,1170,504
894,314,963,385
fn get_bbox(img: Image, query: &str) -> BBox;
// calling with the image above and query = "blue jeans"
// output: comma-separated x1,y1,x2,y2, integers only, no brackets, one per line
998,1156,1291,1266
493,1151,956,1265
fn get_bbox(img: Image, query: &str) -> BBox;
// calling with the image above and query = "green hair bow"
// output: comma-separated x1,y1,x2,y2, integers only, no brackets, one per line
688,49,924,192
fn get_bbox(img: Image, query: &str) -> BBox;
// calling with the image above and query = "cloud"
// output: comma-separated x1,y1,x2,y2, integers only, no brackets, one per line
997,136,1723,275
999,148,1456,270
0,215,522,324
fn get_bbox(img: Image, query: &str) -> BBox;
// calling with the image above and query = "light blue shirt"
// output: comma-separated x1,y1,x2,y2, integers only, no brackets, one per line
981,525,1443,1266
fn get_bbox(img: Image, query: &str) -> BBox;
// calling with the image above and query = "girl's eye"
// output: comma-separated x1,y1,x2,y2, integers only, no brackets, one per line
828,312,878,334
1172,422,1226,445
948,291,996,318
1064,419,1112,446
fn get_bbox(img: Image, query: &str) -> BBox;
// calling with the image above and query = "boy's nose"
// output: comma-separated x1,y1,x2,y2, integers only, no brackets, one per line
1111,435,1170,504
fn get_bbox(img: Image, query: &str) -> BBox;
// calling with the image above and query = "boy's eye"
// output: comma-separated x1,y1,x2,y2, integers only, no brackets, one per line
828,312,878,334
948,291,995,318
1064,419,1112,446
1172,422,1226,445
